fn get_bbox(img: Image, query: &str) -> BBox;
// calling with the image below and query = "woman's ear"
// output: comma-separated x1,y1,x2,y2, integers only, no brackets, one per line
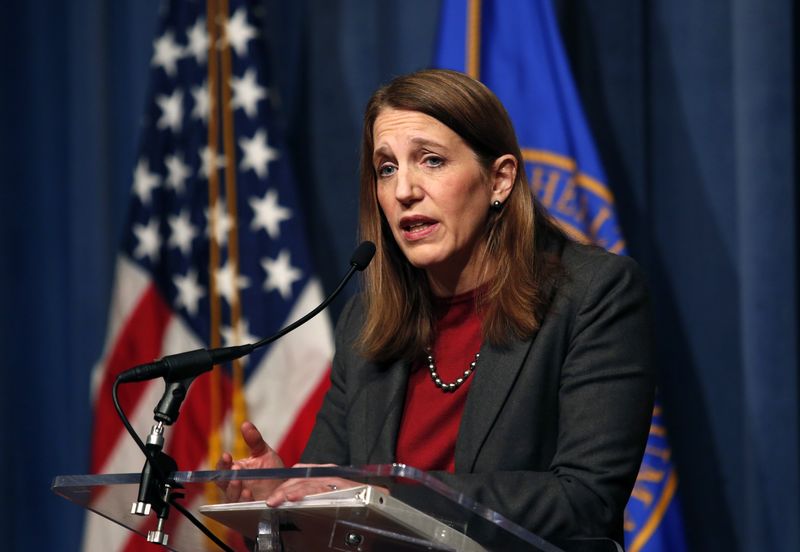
490,154,517,204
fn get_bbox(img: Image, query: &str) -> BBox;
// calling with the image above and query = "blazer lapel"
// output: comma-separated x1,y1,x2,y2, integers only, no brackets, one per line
360,358,410,464
455,336,536,472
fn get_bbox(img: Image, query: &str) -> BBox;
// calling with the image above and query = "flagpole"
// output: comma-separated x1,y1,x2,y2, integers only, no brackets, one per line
204,3,226,545
466,0,482,79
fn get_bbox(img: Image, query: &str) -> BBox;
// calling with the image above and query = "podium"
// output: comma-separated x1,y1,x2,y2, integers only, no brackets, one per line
52,464,565,551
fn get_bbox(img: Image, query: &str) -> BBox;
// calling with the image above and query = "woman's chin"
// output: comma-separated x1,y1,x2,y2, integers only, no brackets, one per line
402,251,445,271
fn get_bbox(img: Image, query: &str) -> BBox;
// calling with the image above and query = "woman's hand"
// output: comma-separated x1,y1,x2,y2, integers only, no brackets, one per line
264,463,360,507
216,421,285,502
217,422,362,505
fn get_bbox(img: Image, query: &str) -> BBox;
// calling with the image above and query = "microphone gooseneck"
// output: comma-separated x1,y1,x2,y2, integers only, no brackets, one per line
116,240,376,384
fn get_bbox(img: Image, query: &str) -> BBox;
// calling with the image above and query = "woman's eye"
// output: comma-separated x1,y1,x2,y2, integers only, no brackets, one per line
424,156,444,168
377,164,397,177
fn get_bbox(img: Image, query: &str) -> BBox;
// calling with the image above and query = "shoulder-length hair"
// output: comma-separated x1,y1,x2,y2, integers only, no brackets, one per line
357,69,565,362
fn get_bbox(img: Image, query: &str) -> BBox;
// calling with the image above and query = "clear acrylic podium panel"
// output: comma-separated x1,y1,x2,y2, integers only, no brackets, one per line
52,464,564,552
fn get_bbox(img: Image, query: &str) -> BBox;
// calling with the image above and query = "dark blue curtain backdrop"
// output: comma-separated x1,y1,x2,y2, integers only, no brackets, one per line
0,1,795,551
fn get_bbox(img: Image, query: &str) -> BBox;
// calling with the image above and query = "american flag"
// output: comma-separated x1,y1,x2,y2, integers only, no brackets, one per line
83,0,333,549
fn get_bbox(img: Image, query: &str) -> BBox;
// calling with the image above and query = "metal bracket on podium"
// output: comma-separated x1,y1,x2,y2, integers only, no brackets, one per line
255,514,281,552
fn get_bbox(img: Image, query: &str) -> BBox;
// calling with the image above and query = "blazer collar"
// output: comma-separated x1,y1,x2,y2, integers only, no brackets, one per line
361,358,410,464
455,335,536,472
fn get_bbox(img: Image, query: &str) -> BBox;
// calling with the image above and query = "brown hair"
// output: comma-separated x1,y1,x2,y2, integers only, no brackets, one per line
357,69,565,362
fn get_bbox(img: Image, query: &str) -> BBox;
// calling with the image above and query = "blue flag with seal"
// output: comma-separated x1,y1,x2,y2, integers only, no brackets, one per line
435,1,688,550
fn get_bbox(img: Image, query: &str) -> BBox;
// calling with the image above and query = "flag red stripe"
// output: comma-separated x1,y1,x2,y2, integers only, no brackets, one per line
91,284,173,472
122,535,164,552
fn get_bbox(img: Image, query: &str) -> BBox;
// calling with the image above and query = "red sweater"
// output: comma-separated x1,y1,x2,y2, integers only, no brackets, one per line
395,287,483,472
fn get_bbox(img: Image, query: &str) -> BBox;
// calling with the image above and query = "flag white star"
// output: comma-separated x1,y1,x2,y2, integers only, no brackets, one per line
133,159,159,205
230,68,267,118
261,249,303,300
239,129,279,179
198,145,226,179
216,259,251,306
205,200,233,246
156,89,184,133
250,189,292,239
173,268,205,316
151,30,183,77
165,153,191,193
132,218,161,262
225,8,257,57
221,318,259,352
191,80,210,122
185,18,208,64
167,209,198,256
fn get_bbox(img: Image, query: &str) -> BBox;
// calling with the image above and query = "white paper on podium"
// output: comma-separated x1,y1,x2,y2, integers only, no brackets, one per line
200,485,486,551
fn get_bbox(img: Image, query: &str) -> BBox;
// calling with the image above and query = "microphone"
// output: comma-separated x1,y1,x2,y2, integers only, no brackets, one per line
349,239,376,271
117,240,376,384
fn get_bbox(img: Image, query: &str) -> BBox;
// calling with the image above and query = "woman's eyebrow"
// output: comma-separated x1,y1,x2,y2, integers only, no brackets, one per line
372,144,392,161
409,137,448,150
373,137,449,161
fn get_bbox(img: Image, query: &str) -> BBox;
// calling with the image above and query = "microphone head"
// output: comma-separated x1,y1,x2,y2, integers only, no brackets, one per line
350,241,376,271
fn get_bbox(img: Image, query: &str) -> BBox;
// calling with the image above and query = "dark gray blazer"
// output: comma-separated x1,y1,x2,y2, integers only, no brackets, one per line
302,241,655,544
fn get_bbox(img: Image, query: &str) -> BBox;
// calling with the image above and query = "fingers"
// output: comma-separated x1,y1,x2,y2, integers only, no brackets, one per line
216,452,233,470
225,480,243,502
214,422,288,503
223,464,243,502
265,477,355,507
215,452,234,493
241,421,269,456
264,463,349,506
215,453,252,501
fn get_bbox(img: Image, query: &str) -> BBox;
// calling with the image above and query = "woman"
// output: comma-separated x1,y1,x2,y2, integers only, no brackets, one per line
219,69,655,545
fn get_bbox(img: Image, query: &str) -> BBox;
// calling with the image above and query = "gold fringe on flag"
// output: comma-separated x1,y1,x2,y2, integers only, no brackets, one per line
204,1,229,547
218,0,250,461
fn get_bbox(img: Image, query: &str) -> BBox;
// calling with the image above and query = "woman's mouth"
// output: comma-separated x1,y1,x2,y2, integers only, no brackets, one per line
400,217,438,240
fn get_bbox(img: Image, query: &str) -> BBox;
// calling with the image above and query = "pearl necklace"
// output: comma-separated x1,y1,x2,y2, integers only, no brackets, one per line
426,350,480,392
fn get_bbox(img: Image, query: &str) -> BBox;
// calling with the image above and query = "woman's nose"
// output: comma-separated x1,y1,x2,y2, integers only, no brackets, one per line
394,167,422,204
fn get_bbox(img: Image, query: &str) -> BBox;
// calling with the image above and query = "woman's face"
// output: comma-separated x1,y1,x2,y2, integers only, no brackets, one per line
372,108,496,296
